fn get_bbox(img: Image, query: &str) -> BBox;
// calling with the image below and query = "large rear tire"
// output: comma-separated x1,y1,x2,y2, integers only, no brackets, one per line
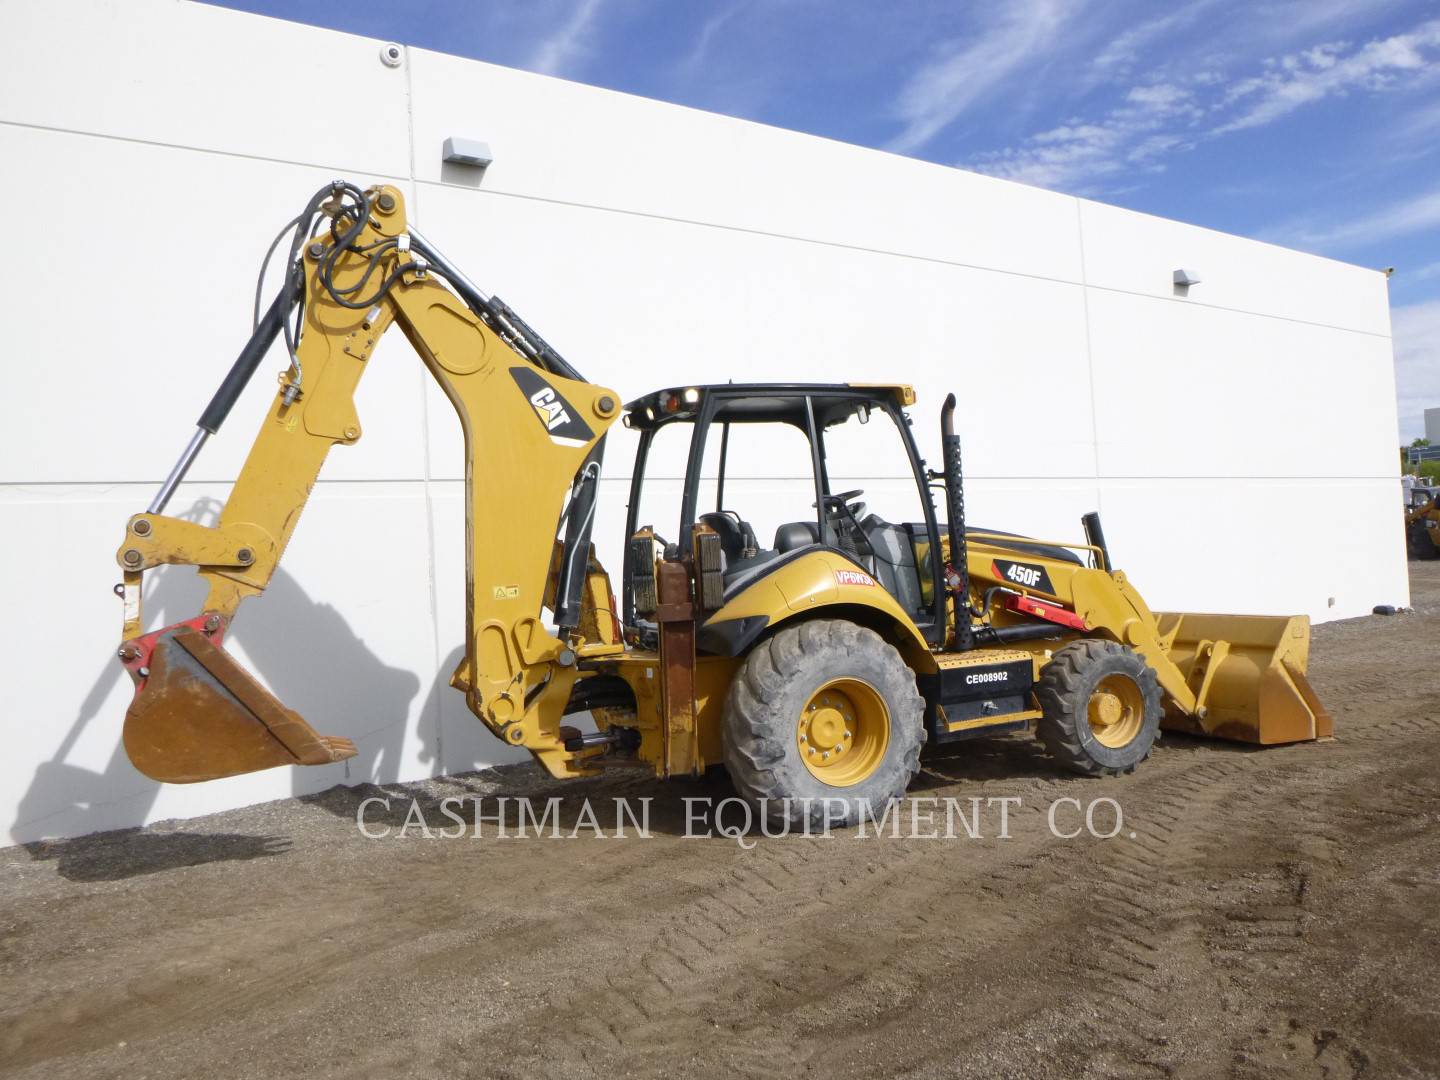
1034,639,1160,777
722,619,925,829
1409,521,1440,559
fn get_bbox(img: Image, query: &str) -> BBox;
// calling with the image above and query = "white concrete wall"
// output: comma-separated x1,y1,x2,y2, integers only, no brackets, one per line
0,0,1406,845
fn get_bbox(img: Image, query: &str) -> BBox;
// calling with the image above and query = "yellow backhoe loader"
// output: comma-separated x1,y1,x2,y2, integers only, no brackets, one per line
113,182,1332,826
1406,486,1440,559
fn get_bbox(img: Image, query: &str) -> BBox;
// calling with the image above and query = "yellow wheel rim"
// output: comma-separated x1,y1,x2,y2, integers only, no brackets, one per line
1087,674,1145,749
797,678,890,787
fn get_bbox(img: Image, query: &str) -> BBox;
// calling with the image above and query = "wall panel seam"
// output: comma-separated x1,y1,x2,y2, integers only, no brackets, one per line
404,44,447,774
416,180,1392,341
0,118,410,186
0,119,1389,341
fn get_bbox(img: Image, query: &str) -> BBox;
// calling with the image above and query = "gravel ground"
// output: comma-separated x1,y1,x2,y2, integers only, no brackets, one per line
2,562,1438,1079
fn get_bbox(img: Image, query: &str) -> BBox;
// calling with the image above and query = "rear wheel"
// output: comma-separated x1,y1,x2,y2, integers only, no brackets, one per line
1034,639,1160,777
723,619,925,829
1409,521,1440,559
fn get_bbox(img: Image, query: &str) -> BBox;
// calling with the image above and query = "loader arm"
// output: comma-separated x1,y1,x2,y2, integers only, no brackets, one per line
116,183,620,783
964,534,1332,745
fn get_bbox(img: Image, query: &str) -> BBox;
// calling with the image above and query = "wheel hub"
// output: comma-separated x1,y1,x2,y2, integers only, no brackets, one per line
805,704,847,751
797,679,889,787
1090,691,1123,727
1086,675,1144,748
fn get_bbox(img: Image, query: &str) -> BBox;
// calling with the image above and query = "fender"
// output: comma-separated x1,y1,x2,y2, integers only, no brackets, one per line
698,548,938,673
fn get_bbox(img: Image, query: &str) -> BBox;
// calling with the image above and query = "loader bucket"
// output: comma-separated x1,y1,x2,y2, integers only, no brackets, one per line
1155,613,1334,745
122,623,356,783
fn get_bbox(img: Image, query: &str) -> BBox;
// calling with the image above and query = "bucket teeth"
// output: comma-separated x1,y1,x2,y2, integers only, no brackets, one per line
123,626,357,783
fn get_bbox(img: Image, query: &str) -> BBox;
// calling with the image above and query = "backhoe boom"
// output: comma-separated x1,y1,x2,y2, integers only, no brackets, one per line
117,183,619,783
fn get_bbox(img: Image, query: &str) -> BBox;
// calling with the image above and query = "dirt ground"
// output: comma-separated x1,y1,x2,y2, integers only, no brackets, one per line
3,564,1439,1079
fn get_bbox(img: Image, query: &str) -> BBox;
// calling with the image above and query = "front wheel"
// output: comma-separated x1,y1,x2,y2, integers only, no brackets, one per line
1034,639,1161,777
722,619,925,829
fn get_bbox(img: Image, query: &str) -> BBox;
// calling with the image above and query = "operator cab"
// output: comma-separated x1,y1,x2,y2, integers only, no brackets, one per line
621,383,946,648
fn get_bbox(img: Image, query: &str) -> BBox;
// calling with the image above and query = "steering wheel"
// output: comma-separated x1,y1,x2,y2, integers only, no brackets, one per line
820,489,867,519
813,489,871,556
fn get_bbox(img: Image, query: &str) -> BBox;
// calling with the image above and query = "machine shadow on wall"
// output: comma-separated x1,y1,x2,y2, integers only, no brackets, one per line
13,496,429,879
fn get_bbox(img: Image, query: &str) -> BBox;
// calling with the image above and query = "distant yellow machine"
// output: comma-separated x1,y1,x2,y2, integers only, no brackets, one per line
1406,487,1440,559
112,182,1332,826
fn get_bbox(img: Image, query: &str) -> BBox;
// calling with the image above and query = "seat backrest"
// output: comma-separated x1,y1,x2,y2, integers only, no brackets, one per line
861,515,925,615
774,521,818,552
699,512,746,563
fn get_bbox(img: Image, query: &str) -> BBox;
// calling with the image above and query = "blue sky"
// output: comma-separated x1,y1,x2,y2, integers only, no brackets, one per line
209,0,1440,441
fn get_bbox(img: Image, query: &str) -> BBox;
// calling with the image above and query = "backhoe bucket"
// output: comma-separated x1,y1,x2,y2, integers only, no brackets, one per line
122,624,356,783
1155,612,1334,745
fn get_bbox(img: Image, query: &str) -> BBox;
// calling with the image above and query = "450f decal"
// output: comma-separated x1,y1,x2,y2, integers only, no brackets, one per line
990,558,1055,596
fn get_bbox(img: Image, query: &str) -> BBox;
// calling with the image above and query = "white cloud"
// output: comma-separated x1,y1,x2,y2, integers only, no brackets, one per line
677,2,747,74
1281,186,1440,249
1391,94,1440,141
1126,83,1190,108
1214,20,1440,133
1392,299,1440,441
963,14,1440,196
1088,0,1381,91
886,0,1080,154
529,0,603,77
1089,3,1221,79
967,81,1200,192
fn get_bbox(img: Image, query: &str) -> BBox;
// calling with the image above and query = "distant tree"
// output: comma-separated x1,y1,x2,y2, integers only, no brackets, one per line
1420,460,1440,484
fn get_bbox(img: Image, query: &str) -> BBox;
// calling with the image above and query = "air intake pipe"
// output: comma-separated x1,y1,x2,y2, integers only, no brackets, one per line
940,394,973,650
1081,511,1112,572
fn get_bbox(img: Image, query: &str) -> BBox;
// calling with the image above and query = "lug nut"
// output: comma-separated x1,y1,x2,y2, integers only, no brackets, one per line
844,730,852,739
137,666,149,678
118,643,140,662
808,748,815,756
822,752,830,760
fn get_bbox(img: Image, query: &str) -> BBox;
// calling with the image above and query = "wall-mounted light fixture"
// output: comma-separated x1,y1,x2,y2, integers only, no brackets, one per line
443,137,493,168
1173,268,1201,287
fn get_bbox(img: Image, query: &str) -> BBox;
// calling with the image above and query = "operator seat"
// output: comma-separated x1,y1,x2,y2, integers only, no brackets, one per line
775,521,818,553
699,511,748,565
773,521,839,552
859,513,925,616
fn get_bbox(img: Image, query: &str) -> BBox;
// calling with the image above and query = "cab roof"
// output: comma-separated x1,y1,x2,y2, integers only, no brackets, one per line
622,382,915,431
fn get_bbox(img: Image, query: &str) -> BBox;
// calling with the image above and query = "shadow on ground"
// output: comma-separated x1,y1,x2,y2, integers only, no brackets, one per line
22,829,292,882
